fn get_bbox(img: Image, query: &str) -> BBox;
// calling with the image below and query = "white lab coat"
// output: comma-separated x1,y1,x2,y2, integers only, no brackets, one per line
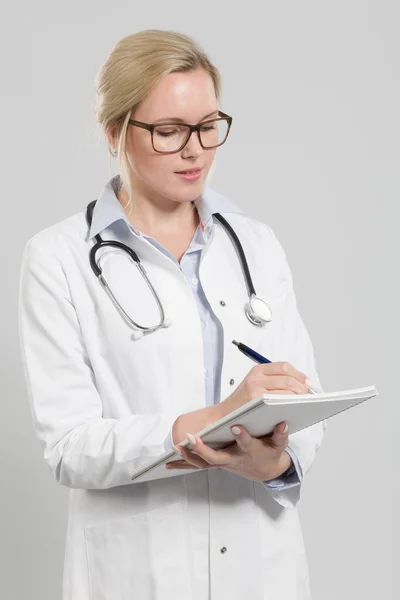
18,197,325,600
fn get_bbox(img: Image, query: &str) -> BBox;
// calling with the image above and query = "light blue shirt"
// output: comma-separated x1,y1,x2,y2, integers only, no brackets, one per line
89,174,302,490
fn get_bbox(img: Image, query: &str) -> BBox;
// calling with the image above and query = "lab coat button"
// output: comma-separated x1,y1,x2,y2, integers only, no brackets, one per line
229,379,235,386
220,546,227,554
191,277,198,285
219,300,226,306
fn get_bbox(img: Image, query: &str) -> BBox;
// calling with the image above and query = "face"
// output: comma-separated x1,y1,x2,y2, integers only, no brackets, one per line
117,68,219,206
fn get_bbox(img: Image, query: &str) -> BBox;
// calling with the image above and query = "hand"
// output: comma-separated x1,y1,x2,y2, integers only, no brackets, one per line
217,361,311,419
171,361,311,449
166,421,292,482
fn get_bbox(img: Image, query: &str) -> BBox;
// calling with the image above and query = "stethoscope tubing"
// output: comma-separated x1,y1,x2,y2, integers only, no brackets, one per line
213,213,256,298
85,199,271,333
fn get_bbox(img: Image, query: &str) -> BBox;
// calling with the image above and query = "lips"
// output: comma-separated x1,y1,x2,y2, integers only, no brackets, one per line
175,168,202,174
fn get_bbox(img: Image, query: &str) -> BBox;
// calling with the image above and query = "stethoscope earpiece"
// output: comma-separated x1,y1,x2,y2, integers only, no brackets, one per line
131,330,145,341
131,317,172,341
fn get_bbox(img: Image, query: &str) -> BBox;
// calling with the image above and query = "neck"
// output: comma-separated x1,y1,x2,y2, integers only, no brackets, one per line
118,184,200,238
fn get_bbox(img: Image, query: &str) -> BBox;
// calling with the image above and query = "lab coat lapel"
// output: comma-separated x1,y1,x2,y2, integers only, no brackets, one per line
199,218,280,403
102,224,208,417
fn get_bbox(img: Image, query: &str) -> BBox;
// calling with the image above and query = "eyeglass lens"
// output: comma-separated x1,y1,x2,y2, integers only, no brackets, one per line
153,119,229,152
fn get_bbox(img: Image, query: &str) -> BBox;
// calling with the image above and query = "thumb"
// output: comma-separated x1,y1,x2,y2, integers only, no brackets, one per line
230,425,253,451
271,422,289,449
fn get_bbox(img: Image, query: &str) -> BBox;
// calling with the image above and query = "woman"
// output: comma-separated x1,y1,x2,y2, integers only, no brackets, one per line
18,29,326,600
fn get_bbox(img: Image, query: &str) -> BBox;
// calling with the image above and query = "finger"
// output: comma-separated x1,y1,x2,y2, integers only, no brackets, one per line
166,461,200,470
262,374,310,394
183,434,235,466
175,444,210,469
269,421,289,448
261,389,296,396
230,425,256,452
256,361,310,390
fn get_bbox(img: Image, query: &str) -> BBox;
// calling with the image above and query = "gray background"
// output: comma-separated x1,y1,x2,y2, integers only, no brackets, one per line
1,1,398,598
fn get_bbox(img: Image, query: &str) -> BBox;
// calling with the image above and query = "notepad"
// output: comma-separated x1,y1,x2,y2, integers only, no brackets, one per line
130,385,378,484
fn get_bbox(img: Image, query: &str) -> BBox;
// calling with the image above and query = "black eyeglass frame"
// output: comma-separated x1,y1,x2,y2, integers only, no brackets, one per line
128,110,233,154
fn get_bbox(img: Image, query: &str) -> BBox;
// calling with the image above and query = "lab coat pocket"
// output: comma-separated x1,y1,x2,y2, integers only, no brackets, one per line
84,501,194,600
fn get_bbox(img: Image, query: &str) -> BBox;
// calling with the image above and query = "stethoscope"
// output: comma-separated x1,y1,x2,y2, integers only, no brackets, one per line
85,200,273,340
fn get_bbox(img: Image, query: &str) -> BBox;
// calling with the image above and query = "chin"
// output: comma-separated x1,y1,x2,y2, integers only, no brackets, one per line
170,181,204,200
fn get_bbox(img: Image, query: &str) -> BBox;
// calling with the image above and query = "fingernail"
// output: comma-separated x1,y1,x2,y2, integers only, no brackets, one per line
306,377,312,387
231,426,241,436
282,423,288,434
186,433,196,446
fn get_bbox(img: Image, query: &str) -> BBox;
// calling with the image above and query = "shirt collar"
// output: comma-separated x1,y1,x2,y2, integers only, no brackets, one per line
88,174,243,240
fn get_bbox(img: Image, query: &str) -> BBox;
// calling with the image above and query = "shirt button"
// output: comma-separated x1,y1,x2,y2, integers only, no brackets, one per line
204,369,208,376
229,379,235,386
191,277,199,285
220,546,227,554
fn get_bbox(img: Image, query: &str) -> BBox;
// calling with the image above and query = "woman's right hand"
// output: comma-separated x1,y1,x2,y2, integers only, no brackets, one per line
218,361,311,417
172,362,311,446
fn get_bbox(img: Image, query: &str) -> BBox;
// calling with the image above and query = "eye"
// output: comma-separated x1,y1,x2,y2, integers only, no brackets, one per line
200,124,216,132
156,130,176,137
154,125,184,137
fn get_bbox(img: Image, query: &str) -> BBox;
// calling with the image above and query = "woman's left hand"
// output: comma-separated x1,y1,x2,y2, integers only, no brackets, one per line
165,421,292,482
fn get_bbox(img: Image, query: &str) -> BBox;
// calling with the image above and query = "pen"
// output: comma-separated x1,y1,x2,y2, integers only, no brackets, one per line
232,340,318,395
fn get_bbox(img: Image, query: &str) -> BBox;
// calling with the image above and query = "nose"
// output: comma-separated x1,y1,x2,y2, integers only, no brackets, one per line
181,129,203,157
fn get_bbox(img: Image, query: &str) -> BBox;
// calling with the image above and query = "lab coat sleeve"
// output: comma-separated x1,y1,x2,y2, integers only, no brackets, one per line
262,225,327,509
164,428,175,451
18,237,182,490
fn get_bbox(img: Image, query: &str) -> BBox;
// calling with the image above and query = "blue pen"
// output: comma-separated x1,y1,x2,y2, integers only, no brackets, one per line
232,340,318,395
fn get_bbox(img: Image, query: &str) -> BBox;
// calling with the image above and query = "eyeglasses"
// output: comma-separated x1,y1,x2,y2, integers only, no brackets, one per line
128,110,232,154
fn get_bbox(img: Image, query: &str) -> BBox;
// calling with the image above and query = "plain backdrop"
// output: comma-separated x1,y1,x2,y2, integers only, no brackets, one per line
1,2,398,599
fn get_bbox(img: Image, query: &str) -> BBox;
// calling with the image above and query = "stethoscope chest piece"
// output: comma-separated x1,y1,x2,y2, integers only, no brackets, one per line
245,294,273,326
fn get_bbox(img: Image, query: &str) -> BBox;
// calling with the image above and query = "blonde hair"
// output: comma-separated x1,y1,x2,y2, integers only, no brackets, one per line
94,29,222,209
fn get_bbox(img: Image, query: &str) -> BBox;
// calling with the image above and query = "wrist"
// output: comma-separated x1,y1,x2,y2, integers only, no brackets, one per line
279,450,293,476
208,402,226,422
172,404,221,446
264,450,292,481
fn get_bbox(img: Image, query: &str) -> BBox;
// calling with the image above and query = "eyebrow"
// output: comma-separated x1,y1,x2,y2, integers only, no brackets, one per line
153,110,219,124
